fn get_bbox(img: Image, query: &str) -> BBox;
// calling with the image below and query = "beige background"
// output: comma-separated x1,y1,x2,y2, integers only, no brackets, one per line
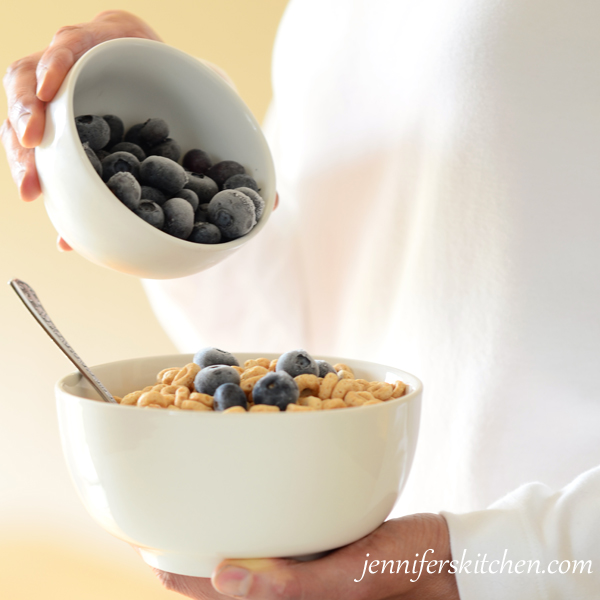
0,1,289,597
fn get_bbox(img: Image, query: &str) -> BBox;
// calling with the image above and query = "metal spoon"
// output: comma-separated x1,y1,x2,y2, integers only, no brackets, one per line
9,278,117,404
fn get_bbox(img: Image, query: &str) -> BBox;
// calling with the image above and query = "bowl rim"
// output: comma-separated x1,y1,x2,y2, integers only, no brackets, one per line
55,37,276,251
55,352,423,415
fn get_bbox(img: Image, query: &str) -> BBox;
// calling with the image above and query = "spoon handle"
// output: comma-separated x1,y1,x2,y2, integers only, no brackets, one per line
9,278,117,404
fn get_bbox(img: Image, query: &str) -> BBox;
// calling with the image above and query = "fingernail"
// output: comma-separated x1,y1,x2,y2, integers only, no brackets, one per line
214,565,252,597
17,113,31,141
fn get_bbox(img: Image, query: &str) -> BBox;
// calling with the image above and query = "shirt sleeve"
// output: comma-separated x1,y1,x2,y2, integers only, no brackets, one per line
441,465,600,599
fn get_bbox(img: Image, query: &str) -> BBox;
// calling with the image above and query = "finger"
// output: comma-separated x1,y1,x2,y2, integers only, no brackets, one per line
3,51,46,147
57,236,72,252
153,569,232,600
273,192,279,210
0,119,42,201
36,12,162,102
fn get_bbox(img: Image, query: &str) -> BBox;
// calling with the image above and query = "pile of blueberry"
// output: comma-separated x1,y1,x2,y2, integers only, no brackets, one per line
193,348,336,411
75,114,265,243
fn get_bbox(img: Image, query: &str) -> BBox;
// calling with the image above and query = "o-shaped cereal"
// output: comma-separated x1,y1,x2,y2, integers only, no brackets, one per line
334,363,355,378
241,366,268,380
344,391,376,407
331,378,361,399
138,391,172,408
318,372,339,399
172,363,201,390
368,382,394,400
294,374,320,397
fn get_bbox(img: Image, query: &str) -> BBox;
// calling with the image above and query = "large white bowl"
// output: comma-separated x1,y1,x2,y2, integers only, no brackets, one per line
55,353,422,577
35,39,276,279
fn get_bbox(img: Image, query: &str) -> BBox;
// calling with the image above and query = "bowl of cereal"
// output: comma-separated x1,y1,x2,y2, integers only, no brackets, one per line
55,350,422,577
35,38,276,279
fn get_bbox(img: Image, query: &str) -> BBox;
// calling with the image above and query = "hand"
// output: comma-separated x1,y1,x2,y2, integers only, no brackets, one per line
1,10,161,250
152,514,459,600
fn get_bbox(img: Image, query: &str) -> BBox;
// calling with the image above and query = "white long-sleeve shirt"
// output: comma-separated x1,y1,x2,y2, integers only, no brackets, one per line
143,0,600,595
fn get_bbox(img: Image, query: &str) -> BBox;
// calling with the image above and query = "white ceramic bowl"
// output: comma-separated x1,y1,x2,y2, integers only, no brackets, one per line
55,353,422,577
35,39,276,279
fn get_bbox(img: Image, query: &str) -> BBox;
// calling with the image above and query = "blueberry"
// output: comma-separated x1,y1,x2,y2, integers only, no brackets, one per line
134,200,164,229
207,160,245,188
184,172,219,203
173,188,199,211
110,142,146,162
237,187,265,221
223,174,259,192
124,123,146,147
95,149,111,161
148,138,181,162
103,114,124,147
195,203,210,222
194,365,240,396
140,156,187,194
139,118,169,147
106,172,141,210
276,349,319,378
141,186,167,205
182,148,212,174
101,151,140,182
75,115,110,150
208,190,256,239
213,383,248,411
189,222,222,244
82,142,102,177
162,197,194,239
316,360,337,378
193,347,240,368
252,372,299,410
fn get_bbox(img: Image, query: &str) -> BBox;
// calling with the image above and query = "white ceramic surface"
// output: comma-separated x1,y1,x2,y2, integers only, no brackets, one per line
55,353,422,577
35,39,276,279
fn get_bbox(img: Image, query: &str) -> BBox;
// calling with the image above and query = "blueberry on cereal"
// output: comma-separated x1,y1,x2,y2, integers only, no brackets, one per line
194,365,240,396
252,372,299,411
193,347,239,368
316,360,337,378
276,349,319,378
214,383,248,411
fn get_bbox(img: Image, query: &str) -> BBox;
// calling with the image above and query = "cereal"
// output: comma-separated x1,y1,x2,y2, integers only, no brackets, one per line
294,374,320,397
241,365,269,380
116,350,408,414
318,372,339,400
249,404,279,413
322,398,347,410
172,363,201,390
368,382,394,401
331,378,361,399
181,400,211,411
138,391,172,407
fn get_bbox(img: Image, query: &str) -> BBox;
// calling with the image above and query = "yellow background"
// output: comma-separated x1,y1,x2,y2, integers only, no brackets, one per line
0,1,289,597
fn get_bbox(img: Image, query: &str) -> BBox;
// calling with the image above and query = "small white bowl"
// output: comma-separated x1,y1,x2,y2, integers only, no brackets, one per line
55,353,422,577
35,39,276,279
